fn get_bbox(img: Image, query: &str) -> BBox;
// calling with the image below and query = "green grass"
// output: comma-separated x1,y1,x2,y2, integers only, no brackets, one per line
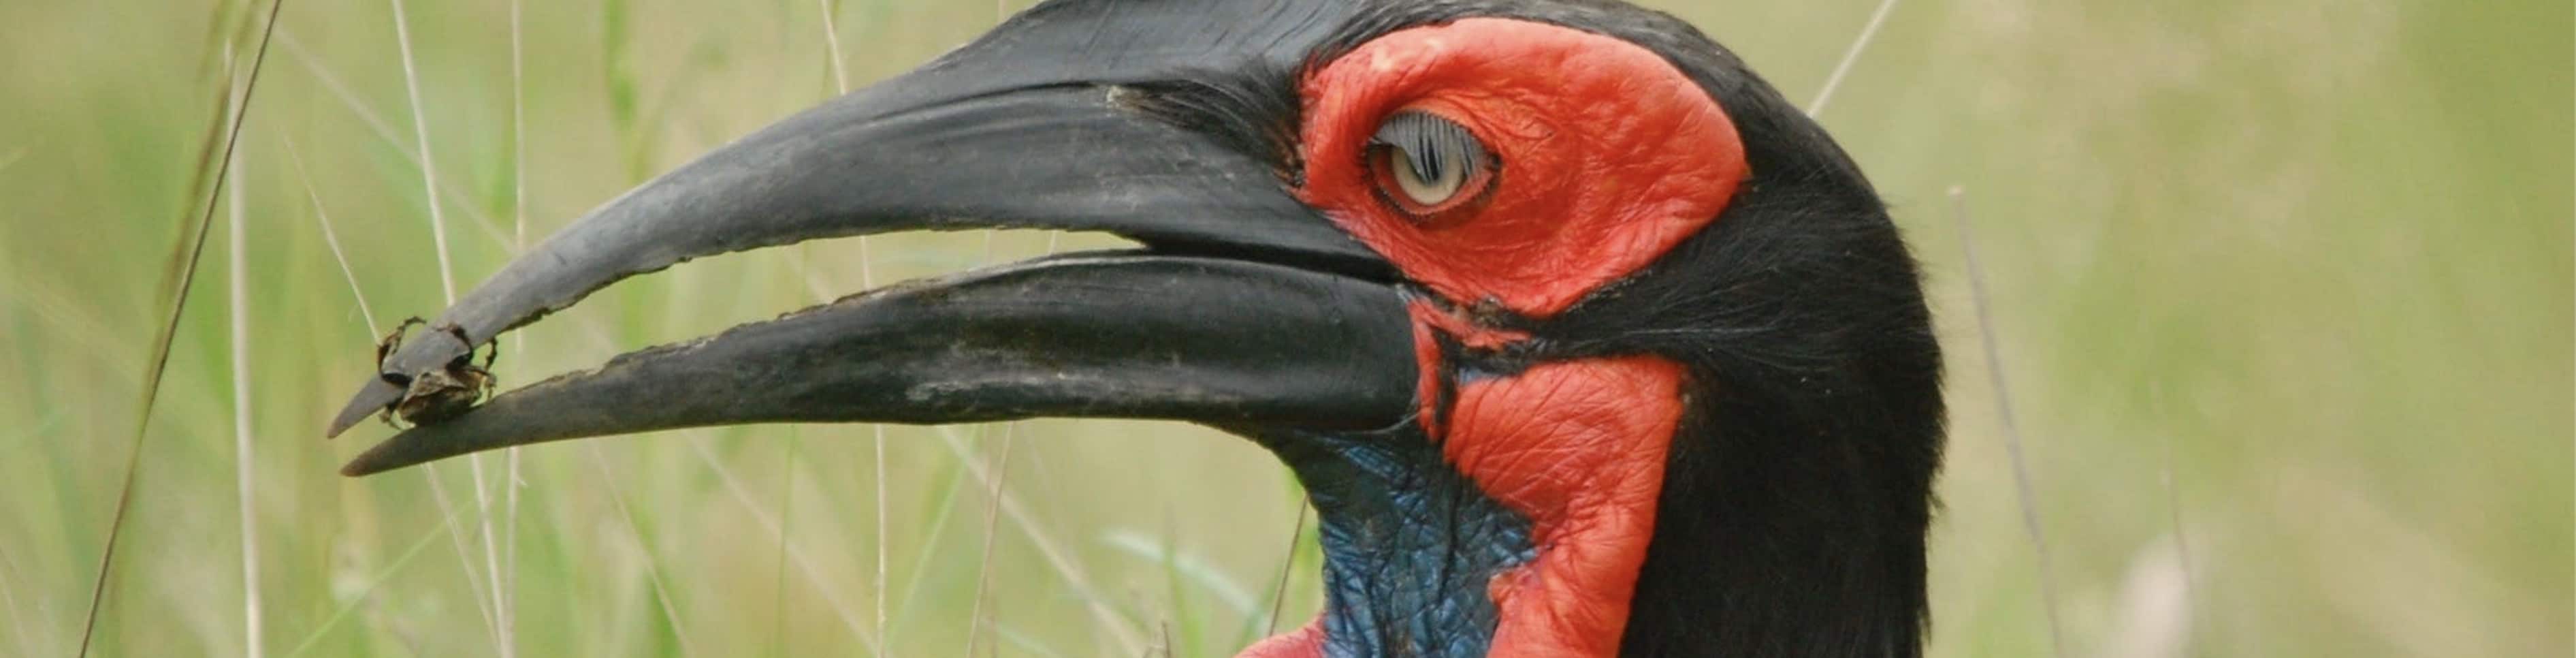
1,0,2566,656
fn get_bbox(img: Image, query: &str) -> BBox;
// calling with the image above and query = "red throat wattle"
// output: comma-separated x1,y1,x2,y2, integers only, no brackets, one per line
1282,17,1748,658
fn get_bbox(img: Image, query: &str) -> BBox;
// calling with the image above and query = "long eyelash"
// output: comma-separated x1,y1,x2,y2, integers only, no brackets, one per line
1370,110,1487,182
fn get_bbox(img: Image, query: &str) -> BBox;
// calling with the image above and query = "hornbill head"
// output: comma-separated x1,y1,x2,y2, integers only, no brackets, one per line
327,0,1945,655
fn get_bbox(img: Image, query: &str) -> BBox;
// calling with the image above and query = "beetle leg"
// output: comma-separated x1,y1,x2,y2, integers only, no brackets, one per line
376,317,427,369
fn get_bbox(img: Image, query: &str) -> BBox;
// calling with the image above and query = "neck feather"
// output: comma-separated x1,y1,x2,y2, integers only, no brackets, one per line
1615,384,1937,657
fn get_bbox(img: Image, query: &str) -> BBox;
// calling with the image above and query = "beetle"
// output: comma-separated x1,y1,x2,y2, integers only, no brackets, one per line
372,317,496,428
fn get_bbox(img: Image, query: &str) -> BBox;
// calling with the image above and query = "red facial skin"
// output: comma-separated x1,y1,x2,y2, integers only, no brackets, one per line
1296,18,1745,318
1255,17,1749,657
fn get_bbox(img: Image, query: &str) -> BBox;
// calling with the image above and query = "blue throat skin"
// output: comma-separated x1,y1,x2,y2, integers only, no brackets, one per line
1252,426,1536,657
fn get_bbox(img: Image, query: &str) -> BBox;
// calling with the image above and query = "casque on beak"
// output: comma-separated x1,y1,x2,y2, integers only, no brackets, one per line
327,0,1416,475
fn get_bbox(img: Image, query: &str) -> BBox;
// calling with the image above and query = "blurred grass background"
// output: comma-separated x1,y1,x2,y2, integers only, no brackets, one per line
0,0,2566,655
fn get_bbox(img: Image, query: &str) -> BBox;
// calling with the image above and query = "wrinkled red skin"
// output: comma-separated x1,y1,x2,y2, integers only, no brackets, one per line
1296,18,1744,319
1260,17,1747,658
1454,356,1687,657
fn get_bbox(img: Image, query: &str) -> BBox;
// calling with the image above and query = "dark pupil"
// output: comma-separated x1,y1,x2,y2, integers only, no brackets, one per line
1370,110,1485,186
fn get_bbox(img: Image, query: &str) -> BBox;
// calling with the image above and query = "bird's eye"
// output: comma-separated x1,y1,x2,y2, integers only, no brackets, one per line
1365,110,1496,219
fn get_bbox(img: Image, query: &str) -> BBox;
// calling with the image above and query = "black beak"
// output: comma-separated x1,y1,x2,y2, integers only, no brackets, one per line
328,0,1414,475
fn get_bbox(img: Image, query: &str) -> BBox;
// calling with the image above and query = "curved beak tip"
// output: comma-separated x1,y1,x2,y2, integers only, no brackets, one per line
325,379,404,439
340,445,413,477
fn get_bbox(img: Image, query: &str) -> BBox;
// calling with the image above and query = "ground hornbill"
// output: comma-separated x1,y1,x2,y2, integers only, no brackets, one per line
326,0,1944,655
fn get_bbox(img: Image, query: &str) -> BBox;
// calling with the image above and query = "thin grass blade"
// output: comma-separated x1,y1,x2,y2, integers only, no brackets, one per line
1950,187,2068,658
77,2,285,653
